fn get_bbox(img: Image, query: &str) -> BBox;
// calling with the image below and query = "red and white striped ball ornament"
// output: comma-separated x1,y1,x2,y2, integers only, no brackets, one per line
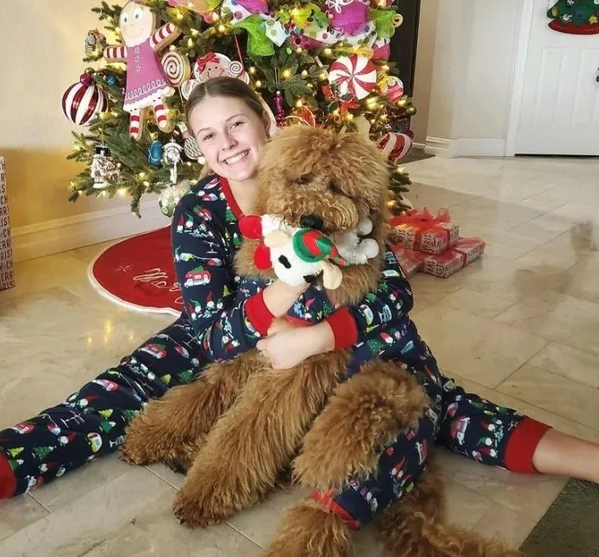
61,73,108,126
328,55,377,100
377,132,413,163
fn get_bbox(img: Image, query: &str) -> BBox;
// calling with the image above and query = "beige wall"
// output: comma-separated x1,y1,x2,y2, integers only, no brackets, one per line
424,0,523,151
410,0,439,146
0,1,129,229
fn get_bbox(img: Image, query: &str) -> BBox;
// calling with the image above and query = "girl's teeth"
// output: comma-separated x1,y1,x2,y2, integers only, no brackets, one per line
225,151,248,165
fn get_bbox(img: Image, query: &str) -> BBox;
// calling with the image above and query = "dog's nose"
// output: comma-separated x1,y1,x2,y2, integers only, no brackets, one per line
300,214,324,231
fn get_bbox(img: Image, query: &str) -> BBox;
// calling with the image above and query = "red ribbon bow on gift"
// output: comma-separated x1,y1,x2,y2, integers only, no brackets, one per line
389,207,450,231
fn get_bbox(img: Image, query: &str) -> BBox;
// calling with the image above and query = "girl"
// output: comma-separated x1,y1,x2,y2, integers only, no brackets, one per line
1,77,598,530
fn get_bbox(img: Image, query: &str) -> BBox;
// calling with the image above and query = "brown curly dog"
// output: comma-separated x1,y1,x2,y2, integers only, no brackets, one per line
121,125,523,557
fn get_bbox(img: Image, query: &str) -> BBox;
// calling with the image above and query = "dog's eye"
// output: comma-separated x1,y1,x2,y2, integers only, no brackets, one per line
295,173,313,185
328,181,344,195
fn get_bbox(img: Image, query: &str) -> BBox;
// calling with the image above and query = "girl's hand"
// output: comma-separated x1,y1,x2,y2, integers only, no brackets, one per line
257,321,335,370
267,318,298,337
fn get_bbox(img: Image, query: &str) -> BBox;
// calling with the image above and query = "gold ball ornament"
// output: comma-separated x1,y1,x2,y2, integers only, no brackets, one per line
158,181,189,218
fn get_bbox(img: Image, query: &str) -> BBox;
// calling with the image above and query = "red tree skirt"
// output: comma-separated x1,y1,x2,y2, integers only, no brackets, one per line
548,20,599,34
89,227,183,316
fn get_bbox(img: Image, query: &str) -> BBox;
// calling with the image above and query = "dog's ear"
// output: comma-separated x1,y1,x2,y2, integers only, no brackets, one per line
264,230,290,248
333,132,391,210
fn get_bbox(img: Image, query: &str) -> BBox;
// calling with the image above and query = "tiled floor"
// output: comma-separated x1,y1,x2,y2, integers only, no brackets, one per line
1,155,599,556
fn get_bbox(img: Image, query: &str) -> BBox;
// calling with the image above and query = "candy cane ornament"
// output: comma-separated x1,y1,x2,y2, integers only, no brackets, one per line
103,1,181,141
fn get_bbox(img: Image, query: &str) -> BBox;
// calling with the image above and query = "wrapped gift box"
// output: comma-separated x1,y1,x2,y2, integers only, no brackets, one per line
388,242,424,278
390,208,460,255
0,157,15,291
420,237,486,278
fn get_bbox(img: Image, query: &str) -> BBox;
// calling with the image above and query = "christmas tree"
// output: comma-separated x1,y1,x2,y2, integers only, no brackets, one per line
547,0,599,34
63,0,417,217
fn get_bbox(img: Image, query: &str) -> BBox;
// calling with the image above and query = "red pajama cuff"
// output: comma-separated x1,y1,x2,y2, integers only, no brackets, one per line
0,452,17,499
312,489,361,530
245,291,275,336
504,417,552,474
326,309,358,350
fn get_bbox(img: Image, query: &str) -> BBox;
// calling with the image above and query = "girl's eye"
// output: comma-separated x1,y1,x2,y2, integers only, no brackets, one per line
121,13,129,24
134,7,143,19
231,121,244,129
202,133,214,141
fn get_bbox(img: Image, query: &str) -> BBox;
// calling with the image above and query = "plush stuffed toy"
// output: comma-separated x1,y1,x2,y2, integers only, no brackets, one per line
238,214,379,289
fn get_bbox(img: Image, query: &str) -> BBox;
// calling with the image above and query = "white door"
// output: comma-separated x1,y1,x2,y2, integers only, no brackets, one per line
515,0,599,155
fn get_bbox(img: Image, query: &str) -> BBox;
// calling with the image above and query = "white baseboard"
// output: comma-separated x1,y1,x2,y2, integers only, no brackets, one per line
424,137,452,157
424,136,506,158
452,138,506,157
11,200,167,263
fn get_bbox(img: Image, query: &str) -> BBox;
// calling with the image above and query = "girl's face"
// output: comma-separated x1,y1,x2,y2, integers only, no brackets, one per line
189,96,268,184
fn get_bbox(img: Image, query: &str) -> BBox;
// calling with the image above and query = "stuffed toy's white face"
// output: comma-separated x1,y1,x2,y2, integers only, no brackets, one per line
120,2,154,46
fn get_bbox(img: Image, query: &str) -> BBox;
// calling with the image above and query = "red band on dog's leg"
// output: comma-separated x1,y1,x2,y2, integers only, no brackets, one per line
312,489,360,530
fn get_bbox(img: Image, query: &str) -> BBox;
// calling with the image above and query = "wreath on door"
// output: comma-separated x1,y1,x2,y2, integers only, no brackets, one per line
547,0,599,34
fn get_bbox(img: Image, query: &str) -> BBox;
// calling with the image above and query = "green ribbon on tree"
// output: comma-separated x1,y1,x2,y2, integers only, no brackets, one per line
294,2,328,35
369,9,396,39
234,15,275,56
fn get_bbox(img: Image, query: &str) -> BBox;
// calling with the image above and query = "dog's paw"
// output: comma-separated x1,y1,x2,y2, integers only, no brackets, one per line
263,500,351,557
172,485,231,528
120,432,154,466
164,458,189,475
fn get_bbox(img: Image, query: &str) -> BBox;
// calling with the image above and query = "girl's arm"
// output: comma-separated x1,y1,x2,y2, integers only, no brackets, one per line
256,249,415,369
323,248,414,350
172,193,306,363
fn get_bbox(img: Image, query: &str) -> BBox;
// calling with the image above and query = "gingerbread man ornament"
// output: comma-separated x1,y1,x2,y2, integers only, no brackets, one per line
104,1,181,140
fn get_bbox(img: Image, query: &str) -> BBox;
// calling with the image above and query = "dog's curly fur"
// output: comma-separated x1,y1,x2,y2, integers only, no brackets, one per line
121,125,523,557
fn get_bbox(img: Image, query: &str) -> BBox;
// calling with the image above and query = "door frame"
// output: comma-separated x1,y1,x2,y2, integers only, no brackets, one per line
505,0,536,157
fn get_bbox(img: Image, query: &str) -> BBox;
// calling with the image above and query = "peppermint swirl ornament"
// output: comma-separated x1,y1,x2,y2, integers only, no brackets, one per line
161,50,191,87
328,55,377,100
